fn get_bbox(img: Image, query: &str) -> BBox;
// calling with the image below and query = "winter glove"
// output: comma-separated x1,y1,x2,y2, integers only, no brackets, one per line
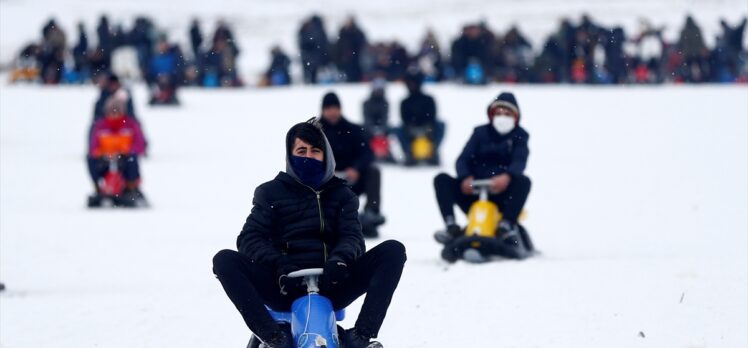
276,257,302,295
321,259,350,291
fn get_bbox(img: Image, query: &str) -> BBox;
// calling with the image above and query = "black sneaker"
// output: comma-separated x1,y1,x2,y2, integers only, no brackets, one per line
434,224,462,244
249,329,292,348
359,210,386,227
341,328,383,348
441,244,461,263
87,193,103,207
497,220,529,259
120,188,147,208
498,220,521,246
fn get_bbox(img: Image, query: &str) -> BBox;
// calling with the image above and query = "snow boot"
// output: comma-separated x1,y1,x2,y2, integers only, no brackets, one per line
434,224,462,244
87,193,104,208
341,328,383,348
120,188,147,208
360,210,385,238
497,220,528,259
247,328,292,348
359,210,386,227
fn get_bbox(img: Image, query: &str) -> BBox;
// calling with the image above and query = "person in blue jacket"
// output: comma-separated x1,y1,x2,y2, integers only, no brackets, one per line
433,92,531,245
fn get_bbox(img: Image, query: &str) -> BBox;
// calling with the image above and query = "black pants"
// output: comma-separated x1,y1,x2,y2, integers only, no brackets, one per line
212,240,406,341
350,166,382,214
87,155,140,186
433,173,531,224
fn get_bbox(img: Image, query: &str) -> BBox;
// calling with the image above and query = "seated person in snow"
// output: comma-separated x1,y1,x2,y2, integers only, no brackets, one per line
362,78,390,135
319,92,385,237
395,68,444,165
87,97,147,204
433,92,531,247
362,78,393,162
264,45,292,86
212,120,406,348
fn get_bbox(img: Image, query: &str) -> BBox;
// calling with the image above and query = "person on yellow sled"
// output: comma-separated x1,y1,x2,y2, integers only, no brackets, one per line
433,92,532,262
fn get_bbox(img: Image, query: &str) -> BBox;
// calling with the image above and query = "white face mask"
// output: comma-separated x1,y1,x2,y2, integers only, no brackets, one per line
492,115,516,135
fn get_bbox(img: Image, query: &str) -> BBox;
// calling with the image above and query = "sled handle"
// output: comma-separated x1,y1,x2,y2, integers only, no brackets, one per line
288,268,324,278
288,268,324,293
471,179,493,200
471,179,493,187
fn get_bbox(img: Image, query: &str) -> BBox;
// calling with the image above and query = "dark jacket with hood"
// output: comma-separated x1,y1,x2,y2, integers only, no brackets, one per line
456,124,529,181
236,127,366,269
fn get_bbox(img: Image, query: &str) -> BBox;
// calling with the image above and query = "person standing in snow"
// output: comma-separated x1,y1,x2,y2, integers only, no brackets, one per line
432,92,532,257
212,120,405,348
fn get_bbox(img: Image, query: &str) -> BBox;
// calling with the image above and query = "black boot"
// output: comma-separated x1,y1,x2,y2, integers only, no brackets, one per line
249,329,292,348
497,220,528,259
87,192,104,207
341,328,383,348
434,224,462,244
359,210,386,227
120,188,146,208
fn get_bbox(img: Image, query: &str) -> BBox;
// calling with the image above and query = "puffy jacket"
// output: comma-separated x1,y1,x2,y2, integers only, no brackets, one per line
319,117,374,173
363,95,389,130
236,172,365,269
400,92,437,127
89,116,147,157
456,124,529,180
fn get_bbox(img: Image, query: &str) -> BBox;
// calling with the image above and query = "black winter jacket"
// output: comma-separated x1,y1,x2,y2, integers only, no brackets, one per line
320,117,374,173
456,124,530,180
363,95,389,130
237,172,365,269
400,92,437,127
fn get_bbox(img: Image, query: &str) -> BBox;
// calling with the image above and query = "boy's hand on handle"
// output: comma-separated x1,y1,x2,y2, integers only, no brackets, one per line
276,258,301,295
490,173,511,194
461,176,475,195
321,259,349,291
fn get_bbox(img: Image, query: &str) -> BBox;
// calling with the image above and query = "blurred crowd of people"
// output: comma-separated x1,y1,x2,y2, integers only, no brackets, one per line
288,14,747,85
11,16,243,90
11,14,748,86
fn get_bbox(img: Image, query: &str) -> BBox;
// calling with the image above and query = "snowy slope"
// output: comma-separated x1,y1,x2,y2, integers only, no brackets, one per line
1,0,747,83
1,79,747,347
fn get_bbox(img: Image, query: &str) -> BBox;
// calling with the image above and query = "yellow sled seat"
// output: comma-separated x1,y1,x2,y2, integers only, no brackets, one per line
411,135,434,161
466,200,502,238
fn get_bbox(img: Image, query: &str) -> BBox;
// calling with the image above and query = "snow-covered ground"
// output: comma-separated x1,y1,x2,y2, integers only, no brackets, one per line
1,79,747,347
1,0,747,83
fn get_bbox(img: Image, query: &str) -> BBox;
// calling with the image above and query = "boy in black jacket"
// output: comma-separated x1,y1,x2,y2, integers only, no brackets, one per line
213,120,405,348
433,92,532,255
319,92,386,237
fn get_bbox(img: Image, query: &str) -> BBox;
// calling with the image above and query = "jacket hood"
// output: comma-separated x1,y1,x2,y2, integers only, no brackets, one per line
284,119,337,188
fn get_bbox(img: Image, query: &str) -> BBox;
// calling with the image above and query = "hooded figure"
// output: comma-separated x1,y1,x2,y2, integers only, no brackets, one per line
432,91,533,261
284,118,336,189
212,120,406,348
486,92,521,135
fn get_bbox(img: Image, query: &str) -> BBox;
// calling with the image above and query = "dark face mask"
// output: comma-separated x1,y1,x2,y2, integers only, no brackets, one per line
289,155,326,189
